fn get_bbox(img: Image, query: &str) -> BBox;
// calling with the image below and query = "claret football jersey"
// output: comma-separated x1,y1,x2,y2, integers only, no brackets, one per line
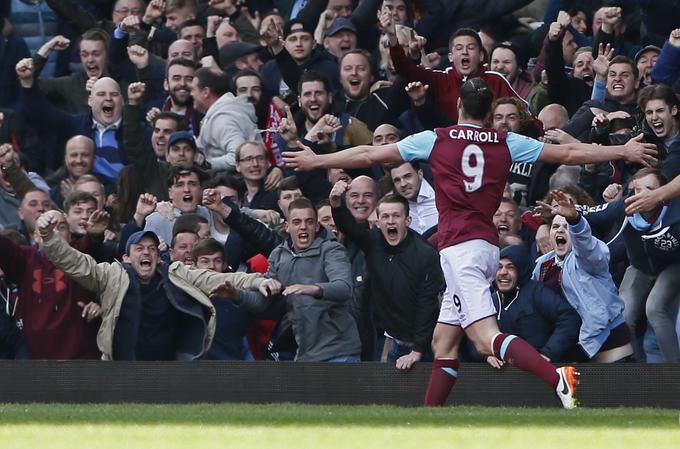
396,124,544,249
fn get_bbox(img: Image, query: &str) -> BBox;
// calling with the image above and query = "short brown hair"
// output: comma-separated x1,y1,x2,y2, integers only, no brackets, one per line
288,197,316,218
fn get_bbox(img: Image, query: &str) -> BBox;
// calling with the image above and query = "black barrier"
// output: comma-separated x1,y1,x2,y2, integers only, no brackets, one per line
0,361,678,408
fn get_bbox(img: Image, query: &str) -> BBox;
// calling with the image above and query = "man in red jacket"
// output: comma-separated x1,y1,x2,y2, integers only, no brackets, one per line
381,11,522,122
0,210,101,359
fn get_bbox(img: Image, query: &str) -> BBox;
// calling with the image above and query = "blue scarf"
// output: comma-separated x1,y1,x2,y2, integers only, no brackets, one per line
629,206,668,232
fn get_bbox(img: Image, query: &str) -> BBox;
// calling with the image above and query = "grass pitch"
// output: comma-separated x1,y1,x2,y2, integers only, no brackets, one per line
0,403,677,449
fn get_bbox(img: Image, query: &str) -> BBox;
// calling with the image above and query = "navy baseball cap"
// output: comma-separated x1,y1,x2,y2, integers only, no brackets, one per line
125,230,160,254
324,17,357,37
167,131,197,151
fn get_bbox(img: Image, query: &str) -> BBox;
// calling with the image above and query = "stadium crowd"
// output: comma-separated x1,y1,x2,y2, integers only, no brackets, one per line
1,0,679,372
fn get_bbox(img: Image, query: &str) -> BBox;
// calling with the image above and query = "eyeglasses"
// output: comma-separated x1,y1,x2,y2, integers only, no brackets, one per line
238,155,266,164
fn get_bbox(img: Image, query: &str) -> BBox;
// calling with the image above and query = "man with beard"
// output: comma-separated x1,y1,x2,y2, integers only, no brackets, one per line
490,44,535,100
157,59,201,136
124,83,195,200
336,49,408,131
387,161,438,236
31,28,118,114
16,59,128,183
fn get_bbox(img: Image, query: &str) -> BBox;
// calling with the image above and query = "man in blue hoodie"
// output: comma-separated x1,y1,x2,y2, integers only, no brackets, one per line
488,244,580,367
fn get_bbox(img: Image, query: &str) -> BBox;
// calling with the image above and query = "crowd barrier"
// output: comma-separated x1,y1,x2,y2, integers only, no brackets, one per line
0,361,677,408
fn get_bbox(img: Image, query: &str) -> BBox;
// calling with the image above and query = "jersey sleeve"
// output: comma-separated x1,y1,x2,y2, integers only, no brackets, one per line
507,132,545,163
396,130,437,161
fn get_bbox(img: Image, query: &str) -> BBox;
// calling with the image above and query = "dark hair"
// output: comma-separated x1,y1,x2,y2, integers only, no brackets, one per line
178,18,205,35
297,70,331,96
277,176,300,199
192,238,224,260
194,67,230,97
166,58,196,80
115,166,144,223
386,160,420,175
637,84,679,112
288,197,316,218
460,77,493,120
151,111,184,130
232,68,263,93
609,55,639,79
166,165,207,188
204,173,242,191
449,28,483,52
81,28,110,47
377,193,409,216
632,167,667,186
64,190,97,213
315,198,331,210
172,213,208,237
0,229,28,246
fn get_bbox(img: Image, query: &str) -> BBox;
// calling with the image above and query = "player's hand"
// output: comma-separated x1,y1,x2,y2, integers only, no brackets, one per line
623,133,658,167
329,180,350,207
395,350,422,371
127,81,146,105
86,210,111,235
486,355,504,369
259,278,282,297
282,141,319,171
264,166,283,191
602,183,623,203
78,301,101,322
669,28,680,49
405,81,429,106
127,44,150,69
209,280,240,300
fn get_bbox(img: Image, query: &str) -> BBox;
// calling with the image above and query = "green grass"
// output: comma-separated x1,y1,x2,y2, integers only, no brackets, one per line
0,403,678,449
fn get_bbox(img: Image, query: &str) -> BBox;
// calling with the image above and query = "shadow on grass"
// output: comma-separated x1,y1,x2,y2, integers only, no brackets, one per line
0,403,676,428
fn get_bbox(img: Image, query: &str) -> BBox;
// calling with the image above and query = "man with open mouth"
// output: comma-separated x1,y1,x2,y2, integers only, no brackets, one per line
36,213,273,361
330,188,441,371
284,76,657,409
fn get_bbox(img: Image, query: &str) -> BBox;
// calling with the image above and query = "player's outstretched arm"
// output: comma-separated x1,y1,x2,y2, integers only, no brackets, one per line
538,133,657,166
282,141,403,171
625,172,680,214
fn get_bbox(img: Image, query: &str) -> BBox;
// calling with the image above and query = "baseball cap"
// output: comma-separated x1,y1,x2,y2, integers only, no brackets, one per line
283,19,314,38
125,230,160,255
167,131,197,151
634,45,661,64
219,42,261,68
324,17,357,38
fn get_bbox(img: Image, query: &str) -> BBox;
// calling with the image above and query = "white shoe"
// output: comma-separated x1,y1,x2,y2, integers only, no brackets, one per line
556,366,580,409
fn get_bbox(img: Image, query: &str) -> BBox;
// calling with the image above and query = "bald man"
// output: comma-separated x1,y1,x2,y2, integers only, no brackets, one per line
48,136,101,208
16,57,129,182
538,104,570,131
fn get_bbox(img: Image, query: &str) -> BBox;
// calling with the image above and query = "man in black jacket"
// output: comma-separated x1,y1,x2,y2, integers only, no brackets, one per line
330,186,442,370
